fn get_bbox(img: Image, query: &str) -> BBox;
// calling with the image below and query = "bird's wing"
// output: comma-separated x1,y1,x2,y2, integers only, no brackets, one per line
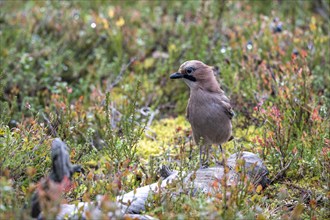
224,103,235,119
219,95,234,120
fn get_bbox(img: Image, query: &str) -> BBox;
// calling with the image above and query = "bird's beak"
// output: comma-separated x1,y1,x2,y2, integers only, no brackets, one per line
170,72,183,79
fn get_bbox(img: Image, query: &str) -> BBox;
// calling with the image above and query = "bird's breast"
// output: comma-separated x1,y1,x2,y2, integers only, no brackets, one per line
187,93,232,144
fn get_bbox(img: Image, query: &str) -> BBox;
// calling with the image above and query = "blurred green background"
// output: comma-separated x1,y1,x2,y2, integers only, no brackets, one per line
0,0,329,219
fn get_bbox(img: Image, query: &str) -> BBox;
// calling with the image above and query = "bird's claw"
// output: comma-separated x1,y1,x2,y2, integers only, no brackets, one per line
215,160,224,166
200,161,209,169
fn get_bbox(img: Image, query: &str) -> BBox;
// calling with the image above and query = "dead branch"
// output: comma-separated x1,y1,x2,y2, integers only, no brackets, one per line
106,57,136,92
270,153,296,184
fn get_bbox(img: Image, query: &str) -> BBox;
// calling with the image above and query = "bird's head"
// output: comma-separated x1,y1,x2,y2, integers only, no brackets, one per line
170,60,221,92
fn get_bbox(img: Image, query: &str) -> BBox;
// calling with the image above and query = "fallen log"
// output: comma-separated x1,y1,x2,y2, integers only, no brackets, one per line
31,139,269,219
117,151,269,215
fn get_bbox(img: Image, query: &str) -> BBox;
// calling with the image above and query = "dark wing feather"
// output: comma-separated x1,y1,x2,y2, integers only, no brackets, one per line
221,99,234,120
225,106,235,119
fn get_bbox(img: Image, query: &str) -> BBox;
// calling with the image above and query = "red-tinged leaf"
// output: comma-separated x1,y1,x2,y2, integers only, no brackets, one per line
211,180,219,188
310,199,317,209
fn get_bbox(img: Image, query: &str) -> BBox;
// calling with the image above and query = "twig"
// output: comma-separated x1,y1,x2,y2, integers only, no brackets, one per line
269,202,297,216
270,153,296,184
107,104,158,140
74,128,98,153
111,102,120,129
32,112,57,151
106,57,136,92
101,58,136,107
140,107,156,127
42,112,58,137
140,107,158,140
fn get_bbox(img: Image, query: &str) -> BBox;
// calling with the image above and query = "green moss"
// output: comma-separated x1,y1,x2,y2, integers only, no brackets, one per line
137,116,190,158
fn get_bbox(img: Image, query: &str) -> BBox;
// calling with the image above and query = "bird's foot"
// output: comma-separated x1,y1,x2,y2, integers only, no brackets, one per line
200,161,209,169
215,160,224,166
200,164,209,169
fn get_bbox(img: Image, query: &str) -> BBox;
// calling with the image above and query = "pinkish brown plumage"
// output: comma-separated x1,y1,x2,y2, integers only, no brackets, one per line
170,60,233,167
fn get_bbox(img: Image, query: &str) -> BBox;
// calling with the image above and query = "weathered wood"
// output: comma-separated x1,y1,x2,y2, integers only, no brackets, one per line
115,151,269,215
31,139,269,219
227,151,269,188
31,138,81,218
50,138,82,183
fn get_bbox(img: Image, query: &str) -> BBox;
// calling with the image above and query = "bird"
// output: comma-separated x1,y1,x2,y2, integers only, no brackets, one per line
170,60,234,168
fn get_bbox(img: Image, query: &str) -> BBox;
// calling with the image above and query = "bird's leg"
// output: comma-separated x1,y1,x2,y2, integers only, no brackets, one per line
199,145,203,168
219,144,223,152
206,145,210,166
199,145,209,168
199,138,205,168
188,144,193,160
215,144,224,166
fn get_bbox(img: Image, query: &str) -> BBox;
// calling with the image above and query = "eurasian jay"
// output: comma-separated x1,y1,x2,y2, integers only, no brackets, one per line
170,60,234,167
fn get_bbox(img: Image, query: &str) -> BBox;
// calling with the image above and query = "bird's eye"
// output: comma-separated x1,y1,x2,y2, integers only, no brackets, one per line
186,67,194,74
